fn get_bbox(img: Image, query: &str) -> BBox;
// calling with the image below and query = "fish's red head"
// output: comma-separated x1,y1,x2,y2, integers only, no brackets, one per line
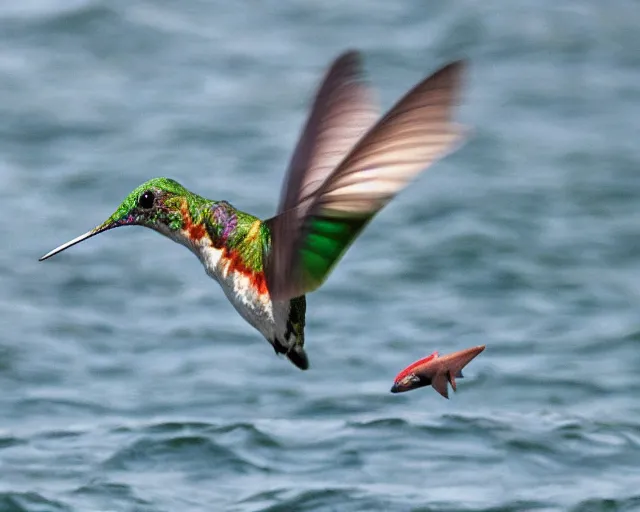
390,352,438,393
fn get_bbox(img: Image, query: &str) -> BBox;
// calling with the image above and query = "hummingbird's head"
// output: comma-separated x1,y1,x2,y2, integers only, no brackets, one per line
39,177,197,261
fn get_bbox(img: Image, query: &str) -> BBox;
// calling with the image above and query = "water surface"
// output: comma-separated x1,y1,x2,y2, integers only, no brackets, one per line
1,1,640,511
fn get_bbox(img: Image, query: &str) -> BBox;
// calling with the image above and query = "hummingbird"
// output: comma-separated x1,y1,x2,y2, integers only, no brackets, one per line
40,50,468,371
390,345,485,398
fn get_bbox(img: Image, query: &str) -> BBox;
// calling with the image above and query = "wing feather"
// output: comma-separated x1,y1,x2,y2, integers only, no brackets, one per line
276,50,379,215
266,59,468,301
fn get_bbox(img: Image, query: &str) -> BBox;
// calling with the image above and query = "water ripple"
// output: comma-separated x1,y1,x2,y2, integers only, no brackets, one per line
569,496,640,512
3,0,640,511
102,433,268,475
0,492,70,512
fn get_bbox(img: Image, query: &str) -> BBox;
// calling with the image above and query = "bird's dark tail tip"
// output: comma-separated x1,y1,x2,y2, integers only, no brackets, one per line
287,346,309,370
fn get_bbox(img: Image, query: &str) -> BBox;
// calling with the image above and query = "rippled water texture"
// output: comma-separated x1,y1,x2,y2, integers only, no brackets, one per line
2,1,640,511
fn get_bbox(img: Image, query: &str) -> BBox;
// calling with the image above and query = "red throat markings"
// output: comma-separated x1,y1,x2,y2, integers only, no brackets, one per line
220,247,269,296
219,219,269,296
181,201,269,297
180,202,207,241
189,223,206,240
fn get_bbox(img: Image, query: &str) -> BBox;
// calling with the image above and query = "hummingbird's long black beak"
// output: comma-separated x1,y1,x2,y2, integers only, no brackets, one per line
39,221,118,261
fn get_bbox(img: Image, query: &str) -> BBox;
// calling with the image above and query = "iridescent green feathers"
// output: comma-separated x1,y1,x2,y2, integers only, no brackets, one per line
264,51,467,301
38,50,467,374
107,177,199,230
208,208,269,275
38,177,204,261
118,179,268,275
40,50,467,303
38,177,265,271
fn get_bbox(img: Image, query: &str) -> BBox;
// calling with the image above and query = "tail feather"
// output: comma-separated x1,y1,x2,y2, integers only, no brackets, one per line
286,345,309,370
448,370,458,392
446,346,484,381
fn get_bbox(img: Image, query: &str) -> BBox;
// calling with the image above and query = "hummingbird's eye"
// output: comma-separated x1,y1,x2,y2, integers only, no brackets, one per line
138,190,155,209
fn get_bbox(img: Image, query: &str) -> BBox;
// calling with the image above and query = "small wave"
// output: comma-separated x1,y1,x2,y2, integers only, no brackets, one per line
411,500,552,512
569,495,640,512
24,2,118,35
139,420,216,434
212,422,282,449
102,434,268,475
130,420,282,449
16,397,111,416
410,502,547,512
242,488,553,512
0,492,69,512
349,417,411,429
250,488,366,512
73,481,152,509
0,435,24,450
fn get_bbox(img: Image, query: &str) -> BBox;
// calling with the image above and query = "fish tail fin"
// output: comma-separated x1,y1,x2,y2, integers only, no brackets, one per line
437,345,486,398
432,371,450,399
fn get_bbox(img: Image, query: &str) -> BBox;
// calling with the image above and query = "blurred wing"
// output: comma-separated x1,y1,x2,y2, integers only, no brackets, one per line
266,60,468,301
276,50,379,215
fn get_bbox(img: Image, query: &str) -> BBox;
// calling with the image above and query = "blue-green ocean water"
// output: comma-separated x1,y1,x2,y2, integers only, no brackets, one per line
2,1,640,511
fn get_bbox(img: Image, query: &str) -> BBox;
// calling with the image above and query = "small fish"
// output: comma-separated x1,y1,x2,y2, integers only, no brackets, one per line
390,345,485,398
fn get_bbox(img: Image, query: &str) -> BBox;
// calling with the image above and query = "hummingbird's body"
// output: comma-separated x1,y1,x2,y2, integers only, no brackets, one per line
41,50,468,370
189,201,309,369
117,178,309,368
